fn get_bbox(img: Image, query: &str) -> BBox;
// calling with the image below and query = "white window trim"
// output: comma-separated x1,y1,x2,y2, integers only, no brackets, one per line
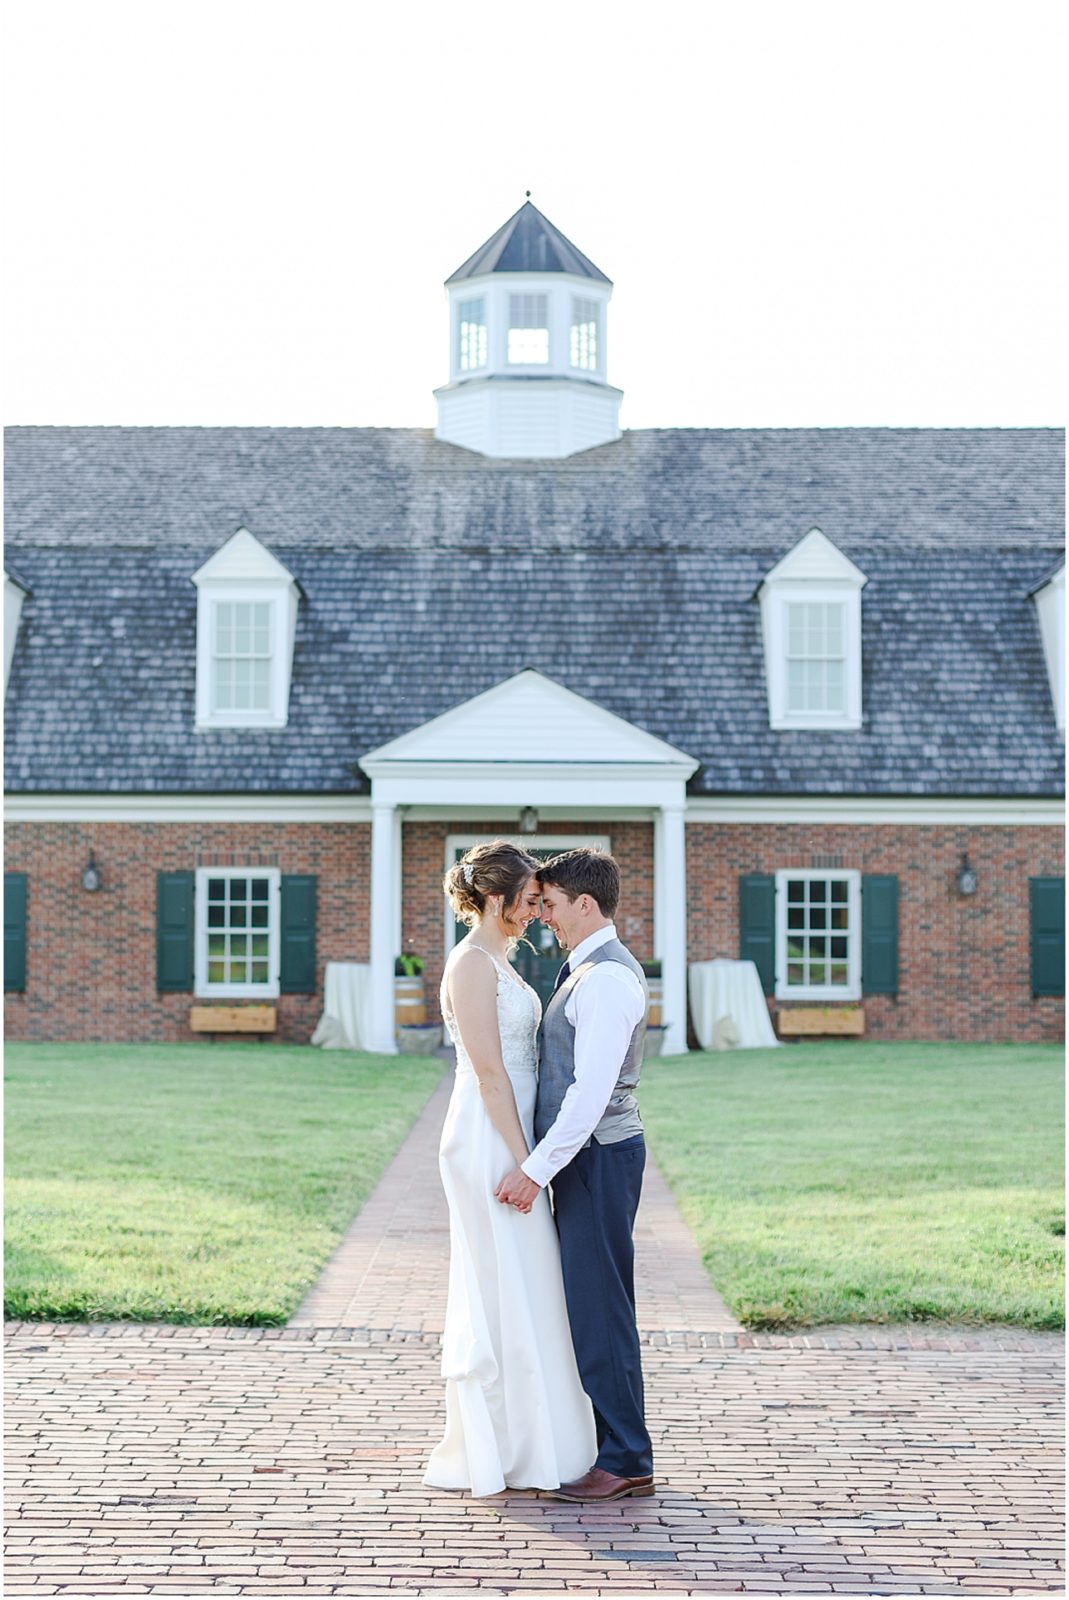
195,582,295,731
775,868,861,1001
763,580,863,731
194,866,281,999
1032,565,1065,734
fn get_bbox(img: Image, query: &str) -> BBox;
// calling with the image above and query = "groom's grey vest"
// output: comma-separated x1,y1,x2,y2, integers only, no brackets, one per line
535,939,648,1148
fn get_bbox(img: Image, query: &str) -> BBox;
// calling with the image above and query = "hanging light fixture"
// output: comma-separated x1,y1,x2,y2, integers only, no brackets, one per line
518,807,539,835
81,852,102,893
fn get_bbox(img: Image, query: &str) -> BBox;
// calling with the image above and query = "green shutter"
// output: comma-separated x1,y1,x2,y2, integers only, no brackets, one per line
5,872,28,993
862,874,899,996
1030,877,1065,997
157,871,194,992
280,874,317,994
739,874,775,994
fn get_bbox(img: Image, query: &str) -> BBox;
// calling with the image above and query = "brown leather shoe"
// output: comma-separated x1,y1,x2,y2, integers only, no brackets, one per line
545,1466,655,1501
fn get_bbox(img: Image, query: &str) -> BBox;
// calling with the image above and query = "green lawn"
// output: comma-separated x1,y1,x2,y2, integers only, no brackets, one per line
4,1042,442,1324
641,1042,1064,1331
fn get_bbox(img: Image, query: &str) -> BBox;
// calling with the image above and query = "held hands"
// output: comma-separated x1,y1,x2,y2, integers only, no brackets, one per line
495,1167,541,1214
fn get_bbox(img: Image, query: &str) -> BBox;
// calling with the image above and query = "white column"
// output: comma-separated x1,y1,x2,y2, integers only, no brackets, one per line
654,802,688,1054
368,798,399,1055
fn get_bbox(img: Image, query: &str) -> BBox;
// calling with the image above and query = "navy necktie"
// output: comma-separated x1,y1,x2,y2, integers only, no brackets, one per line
552,960,571,995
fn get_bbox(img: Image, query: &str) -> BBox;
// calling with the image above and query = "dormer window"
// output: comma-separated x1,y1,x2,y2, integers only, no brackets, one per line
1030,562,1065,734
4,569,30,695
458,298,487,372
786,601,847,716
757,529,866,732
570,298,599,370
213,601,273,714
193,529,300,731
508,294,549,364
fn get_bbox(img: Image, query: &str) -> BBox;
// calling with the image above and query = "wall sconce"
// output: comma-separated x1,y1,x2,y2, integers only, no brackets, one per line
518,807,539,835
957,853,978,897
81,853,102,893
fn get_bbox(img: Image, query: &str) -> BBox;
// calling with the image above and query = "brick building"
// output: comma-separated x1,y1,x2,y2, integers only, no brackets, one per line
4,203,1065,1047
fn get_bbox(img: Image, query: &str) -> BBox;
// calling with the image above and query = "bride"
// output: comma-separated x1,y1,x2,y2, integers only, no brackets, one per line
423,839,596,1496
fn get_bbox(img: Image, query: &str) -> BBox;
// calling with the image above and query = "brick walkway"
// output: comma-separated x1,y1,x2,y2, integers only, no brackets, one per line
5,1068,1065,1596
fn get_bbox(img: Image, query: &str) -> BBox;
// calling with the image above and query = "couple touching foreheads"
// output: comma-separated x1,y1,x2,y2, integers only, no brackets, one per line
423,841,654,1501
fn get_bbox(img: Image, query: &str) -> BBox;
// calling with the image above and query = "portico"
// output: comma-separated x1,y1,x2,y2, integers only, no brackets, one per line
359,670,699,1055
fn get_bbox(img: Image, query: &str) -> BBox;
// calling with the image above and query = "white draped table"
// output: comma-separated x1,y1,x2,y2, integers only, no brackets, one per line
687,958,780,1050
311,961,373,1050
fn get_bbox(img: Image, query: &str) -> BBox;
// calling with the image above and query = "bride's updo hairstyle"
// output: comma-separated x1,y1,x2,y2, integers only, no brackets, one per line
444,839,540,931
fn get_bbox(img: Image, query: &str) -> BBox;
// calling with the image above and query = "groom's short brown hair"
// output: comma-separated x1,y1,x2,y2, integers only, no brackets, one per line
537,848,620,917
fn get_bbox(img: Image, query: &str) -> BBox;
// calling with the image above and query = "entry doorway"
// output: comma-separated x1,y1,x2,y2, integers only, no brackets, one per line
447,837,610,1014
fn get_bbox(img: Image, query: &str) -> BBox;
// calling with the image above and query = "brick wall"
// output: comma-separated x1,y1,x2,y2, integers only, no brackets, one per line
686,822,1065,1043
5,816,1063,1043
401,822,655,1023
4,822,370,1042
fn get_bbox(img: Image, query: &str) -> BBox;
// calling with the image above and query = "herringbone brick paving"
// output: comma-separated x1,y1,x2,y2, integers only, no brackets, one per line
6,1067,1064,1596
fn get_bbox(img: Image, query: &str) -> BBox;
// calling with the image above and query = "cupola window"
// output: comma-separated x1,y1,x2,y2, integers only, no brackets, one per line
570,298,599,370
508,294,549,364
457,298,487,372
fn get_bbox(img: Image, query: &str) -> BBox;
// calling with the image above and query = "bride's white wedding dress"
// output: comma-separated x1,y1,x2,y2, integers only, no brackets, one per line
423,945,597,1496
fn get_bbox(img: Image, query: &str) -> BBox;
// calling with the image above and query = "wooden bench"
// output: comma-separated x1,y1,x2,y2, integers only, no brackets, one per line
189,1004,278,1038
777,1005,865,1038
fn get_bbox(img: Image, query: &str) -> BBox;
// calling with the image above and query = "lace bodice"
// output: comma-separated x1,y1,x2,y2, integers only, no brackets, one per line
441,945,541,1079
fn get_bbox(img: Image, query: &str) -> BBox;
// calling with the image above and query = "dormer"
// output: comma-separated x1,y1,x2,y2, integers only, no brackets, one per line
192,529,301,731
756,529,867,731
4,568,30,694
434,199,623,459
1029,561,1065,734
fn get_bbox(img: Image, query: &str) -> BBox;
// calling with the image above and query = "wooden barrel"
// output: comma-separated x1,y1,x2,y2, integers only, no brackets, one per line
646,977,663,1027
394,976,426,1025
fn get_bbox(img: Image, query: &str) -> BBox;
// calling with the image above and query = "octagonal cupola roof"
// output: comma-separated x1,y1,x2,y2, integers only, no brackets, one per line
445,199,611,284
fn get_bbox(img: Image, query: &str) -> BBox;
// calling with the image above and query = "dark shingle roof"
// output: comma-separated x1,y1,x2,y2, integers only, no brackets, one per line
4,425,1064,797
445,201,611,284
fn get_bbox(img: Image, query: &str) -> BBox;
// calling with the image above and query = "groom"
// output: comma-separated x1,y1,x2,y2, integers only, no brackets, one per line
495,847,654,1501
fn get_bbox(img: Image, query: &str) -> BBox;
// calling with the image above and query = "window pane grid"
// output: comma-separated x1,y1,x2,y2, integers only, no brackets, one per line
458,298,487,371
784,875,852,989
508,294,549,364
786,601,846,714
570,297,598,370
205,874,273,987
213,601,272,712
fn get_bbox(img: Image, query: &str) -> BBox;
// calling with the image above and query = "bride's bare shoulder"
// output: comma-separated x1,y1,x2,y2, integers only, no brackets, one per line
446,942,498,996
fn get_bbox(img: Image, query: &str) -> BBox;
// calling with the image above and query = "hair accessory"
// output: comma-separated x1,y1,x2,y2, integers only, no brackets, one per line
462,863,475,886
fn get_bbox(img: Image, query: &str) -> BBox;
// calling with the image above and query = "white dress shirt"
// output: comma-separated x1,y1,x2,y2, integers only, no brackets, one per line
521,923,646,1189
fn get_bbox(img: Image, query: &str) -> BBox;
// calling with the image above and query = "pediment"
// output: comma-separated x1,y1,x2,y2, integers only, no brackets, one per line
361,669,698,769
761,527,867,588
192,527,296,586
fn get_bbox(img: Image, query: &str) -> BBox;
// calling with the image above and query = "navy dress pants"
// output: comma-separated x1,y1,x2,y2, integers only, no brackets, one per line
551,1133,653,1478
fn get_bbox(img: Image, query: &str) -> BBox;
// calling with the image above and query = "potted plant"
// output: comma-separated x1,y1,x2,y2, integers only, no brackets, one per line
394,951,426,1024
641,960,663,1026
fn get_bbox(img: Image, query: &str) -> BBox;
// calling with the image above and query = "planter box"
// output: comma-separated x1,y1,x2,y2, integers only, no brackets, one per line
396,1022,442,1056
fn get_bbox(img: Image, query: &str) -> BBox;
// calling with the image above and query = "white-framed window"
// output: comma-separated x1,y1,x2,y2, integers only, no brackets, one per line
213,600,273,713
195,867,280,998
786,600,847,716
457,298,487,372
757,530,866,732
508,293,549,364
192,530,300,732
570,298,599,370
776,869,861,1000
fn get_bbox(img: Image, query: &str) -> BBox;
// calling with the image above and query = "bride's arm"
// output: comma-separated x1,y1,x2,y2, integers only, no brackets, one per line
448,952,530,1170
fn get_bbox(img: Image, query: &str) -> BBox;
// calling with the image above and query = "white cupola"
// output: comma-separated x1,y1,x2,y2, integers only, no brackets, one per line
434,199,623,460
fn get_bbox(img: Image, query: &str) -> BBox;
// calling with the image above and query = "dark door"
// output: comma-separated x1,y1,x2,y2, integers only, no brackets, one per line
451,846,566,1012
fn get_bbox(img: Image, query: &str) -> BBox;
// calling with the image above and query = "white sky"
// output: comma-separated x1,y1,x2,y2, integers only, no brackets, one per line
3,0,1064,428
